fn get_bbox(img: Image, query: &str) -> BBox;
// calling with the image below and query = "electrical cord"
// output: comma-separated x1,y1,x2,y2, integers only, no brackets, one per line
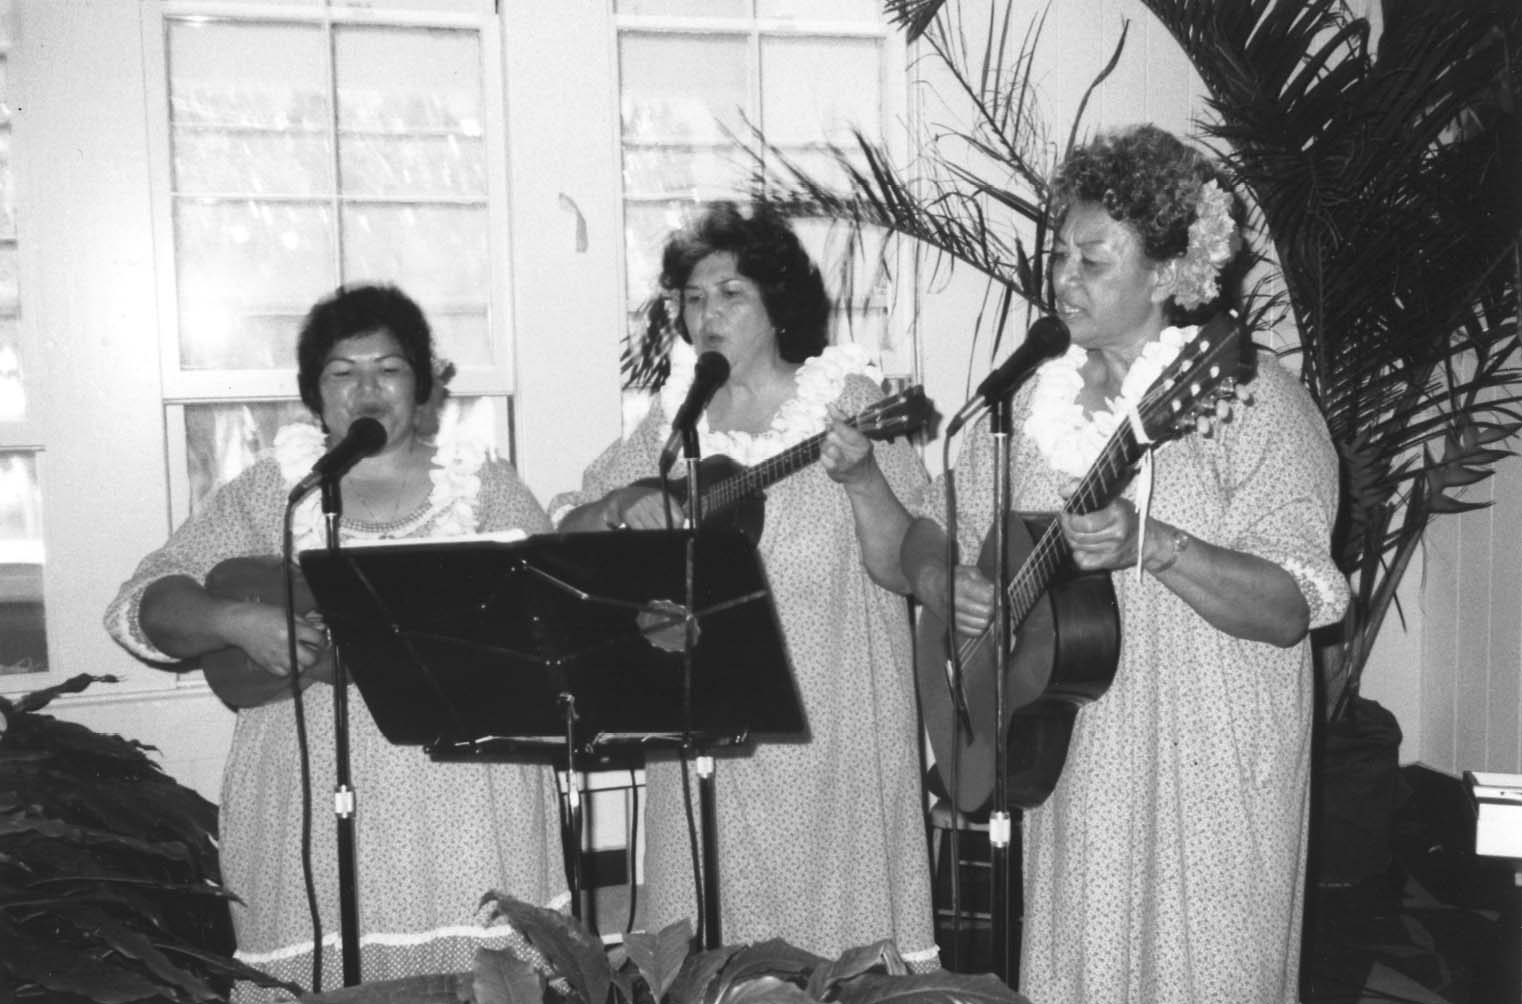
679,754,702,946
280,507,323,993
624,767,640,934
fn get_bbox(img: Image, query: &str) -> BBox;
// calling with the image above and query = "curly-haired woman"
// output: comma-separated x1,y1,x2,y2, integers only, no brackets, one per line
900,125,1350,1001
552,201,937,967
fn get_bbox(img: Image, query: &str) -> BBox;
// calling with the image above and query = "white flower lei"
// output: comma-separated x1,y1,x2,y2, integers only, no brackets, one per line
273,421,485,550
1024,325,1194,478
658,340,879,466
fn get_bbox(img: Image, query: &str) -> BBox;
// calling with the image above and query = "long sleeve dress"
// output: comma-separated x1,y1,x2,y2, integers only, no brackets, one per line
919,332,1349,1003
549,345,938,968
105,423,568,1000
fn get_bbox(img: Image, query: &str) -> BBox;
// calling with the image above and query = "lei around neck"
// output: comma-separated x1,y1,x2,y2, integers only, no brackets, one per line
1023,325,1193,478
273,421,485,548
657,341,880,467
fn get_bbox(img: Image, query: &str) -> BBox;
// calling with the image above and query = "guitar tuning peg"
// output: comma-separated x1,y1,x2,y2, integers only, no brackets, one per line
1196,412,1215,438
1215,398,1233,422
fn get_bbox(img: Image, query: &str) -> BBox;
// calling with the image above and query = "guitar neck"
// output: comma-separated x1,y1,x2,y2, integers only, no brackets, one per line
700,429,831,516
1005,423,1147,625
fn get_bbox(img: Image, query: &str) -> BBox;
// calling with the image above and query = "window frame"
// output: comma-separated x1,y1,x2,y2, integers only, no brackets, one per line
611,5,918,384
143,0,517,527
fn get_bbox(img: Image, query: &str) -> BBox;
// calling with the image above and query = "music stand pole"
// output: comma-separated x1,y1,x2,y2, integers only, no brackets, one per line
681,432,723,949
320,481,363,987
987,397,1015,985
556,694,587,924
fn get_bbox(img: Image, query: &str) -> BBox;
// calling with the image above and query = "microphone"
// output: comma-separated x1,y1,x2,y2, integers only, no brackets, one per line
658,351,731,475
945,316,1071,436
287,417,388,504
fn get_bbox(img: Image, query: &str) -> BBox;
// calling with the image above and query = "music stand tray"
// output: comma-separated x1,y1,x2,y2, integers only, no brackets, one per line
297,529,805,762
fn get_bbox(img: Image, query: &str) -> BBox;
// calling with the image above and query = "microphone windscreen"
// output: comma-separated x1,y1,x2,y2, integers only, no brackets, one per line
349,416,387,448
1027,315,1071,355
694,351,730,384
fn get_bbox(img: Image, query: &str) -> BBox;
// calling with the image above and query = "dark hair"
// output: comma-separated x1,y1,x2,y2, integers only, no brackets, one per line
1053,124,1249,324
653,201,831,363
296,283,434,414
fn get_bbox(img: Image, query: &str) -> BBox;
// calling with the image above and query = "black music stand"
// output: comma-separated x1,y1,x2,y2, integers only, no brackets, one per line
297,529,804,934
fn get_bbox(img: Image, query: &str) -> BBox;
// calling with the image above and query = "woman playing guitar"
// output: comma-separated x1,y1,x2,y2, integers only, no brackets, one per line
895,126,1350,1003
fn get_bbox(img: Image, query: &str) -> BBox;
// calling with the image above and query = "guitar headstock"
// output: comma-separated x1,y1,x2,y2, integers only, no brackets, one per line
854,385,934,442
1139,312,1257,444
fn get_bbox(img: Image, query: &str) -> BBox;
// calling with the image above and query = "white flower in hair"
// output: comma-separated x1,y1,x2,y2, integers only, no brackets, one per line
1173,179,1238,310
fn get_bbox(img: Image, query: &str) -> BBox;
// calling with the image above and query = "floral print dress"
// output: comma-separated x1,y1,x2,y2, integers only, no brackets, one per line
919,332,1350,1003
550,344,938,967
105,425,567,1000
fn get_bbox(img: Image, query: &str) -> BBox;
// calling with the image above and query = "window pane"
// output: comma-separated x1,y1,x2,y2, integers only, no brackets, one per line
760,36,880,145
340,202,493,366
176,200,338,369
0,449,45,676
333,0,483,11
184,1,488,12
335,26,486,199
622,146,749,200
757,0,882,19
623,201,694,303
616,0,749,16
0,109,14,239
168,20,332,197
620,33,749,146
0,319,23,421
184,397,508,511
0,11,21,425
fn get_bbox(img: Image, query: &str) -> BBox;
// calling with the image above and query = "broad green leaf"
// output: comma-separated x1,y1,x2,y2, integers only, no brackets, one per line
666,943,741,1004
473,945,546,1004
833,970,1028,1004
806,940,906,998
480,893,608,1004
624,918,693,1001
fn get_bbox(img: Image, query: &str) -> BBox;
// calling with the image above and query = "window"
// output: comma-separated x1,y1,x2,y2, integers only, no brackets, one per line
614,0,912,388
0,0,46,678
148,0,513,519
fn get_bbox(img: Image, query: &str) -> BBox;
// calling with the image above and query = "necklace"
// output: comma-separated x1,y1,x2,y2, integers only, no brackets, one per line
344,446,431,526
1024,325,1193,478
275,421,484,549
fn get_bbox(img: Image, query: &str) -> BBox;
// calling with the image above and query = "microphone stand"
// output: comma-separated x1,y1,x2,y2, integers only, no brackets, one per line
318,476,363,987
679,422,723,949
987,395,1015,986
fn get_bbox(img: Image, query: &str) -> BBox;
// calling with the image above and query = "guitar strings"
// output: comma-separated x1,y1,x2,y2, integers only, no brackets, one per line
951,340,1207,666
699,395,908,513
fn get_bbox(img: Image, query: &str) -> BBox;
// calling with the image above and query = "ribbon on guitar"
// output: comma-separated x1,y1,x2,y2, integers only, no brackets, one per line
1123,401,1157,584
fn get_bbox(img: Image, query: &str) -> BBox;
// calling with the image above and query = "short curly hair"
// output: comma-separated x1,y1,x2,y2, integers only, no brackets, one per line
295,283,434,415
1053,124,1248,323
654,200,832,363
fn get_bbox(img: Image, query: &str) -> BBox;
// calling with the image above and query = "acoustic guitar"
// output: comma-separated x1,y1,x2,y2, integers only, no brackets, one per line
639,385,933,542
918,313,1255,812
201,555,333,709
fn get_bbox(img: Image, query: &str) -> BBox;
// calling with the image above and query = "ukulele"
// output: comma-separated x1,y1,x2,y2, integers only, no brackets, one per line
200,555,333,709
918,313,1255,812
639,385,933,542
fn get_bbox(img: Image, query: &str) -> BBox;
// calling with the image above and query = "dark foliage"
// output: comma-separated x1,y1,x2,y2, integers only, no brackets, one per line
0,673,296,1002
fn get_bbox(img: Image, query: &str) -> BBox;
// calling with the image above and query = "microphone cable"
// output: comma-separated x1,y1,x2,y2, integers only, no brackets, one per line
280,504,325,993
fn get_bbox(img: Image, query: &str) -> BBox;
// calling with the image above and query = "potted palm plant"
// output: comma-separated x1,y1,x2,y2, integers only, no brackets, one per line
1109,0,1521,885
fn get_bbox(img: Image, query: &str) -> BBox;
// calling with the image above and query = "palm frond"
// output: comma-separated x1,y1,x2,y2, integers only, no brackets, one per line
1142,0,1522,712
